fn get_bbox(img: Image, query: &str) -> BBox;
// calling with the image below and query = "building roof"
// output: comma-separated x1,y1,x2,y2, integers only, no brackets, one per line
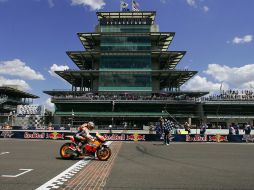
55,70,197,88
96,11,156,23
77,32,175,51
67,50,185,70
152,51,186,69
0,86,39,99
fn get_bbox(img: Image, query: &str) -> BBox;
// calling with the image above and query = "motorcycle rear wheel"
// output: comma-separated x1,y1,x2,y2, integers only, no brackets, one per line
97,147,111,161
60,143,76,159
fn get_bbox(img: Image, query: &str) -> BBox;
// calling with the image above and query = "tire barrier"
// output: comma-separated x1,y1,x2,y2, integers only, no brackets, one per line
0,130,253,142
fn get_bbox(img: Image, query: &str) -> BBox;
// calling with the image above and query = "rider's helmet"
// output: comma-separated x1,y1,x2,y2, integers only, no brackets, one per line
88,121,95,130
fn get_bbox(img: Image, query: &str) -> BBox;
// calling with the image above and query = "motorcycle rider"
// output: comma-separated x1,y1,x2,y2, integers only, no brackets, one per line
74,121,95,154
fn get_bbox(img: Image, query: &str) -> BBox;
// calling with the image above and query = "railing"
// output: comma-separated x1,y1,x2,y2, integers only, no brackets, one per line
0,124,143,131
51,95,197,102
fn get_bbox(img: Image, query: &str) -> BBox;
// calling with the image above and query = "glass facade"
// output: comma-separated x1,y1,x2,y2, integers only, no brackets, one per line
100,54,151,70
99,23,152,92
99,73,152,91
101,36,151,51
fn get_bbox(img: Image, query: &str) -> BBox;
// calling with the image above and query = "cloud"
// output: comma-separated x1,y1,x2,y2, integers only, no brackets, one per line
204,63,254,89
48,0,54,8
232,35,253,44
0,76,31,91
186,0,209,12
45,98,55,112
203,5,209,12
48,64,69,78
182,75,224,93
160,0,167,4
183,63,254,94
0,59,44,80
186,0,196,7
70,0,105,10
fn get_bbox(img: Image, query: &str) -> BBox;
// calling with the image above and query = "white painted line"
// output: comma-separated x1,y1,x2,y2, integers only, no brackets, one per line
0,152,10,156
2,169,33,178
36,141,112,190
36,159,91,190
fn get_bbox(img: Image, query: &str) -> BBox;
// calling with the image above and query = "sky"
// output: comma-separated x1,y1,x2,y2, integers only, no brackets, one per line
0,0,254,111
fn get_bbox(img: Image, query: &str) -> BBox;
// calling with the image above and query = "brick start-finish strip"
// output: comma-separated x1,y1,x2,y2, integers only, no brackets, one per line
59,141,122,190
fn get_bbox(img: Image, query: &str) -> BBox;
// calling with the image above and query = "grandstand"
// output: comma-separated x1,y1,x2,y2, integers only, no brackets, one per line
0,86,39,124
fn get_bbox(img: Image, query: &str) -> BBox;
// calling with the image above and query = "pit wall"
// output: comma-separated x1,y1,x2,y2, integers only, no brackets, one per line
0,130,252,143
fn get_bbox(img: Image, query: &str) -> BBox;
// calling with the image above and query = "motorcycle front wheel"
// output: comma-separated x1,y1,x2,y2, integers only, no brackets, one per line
97,146,111,161
60,143,76,160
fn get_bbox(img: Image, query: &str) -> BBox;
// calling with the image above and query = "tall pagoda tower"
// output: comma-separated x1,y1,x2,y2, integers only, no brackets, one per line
44,11,208,128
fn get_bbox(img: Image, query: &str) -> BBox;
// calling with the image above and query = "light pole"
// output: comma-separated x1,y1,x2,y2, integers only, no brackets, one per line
216,81,223,128
71,109,74,128
109,124,112,134
9,111,15,126
112,101,115,129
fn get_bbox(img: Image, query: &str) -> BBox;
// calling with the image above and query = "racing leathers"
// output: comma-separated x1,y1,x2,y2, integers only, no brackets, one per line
74,125,94,153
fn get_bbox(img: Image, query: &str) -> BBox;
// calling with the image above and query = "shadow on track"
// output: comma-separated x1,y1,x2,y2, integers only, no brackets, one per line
135,144,232,174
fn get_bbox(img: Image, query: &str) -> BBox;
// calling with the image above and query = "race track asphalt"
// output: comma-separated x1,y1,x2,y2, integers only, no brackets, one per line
104,142,254,190
0,139,80,190
1,140,254,190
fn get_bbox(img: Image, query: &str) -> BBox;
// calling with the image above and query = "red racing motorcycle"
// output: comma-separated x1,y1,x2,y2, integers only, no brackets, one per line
60,133,111,161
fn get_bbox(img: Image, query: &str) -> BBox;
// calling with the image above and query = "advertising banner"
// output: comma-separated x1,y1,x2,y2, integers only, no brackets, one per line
0,130,251,143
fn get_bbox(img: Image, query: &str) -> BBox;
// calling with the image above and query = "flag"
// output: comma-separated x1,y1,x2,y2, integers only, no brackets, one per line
120,1,129,11
132,0,140,11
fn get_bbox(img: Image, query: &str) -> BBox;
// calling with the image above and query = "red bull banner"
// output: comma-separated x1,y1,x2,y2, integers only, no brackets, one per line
103,133,145,141
186,134,207,142
0,130,252,143
208,134,228,142
24,132,45,139
46,132,65,140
